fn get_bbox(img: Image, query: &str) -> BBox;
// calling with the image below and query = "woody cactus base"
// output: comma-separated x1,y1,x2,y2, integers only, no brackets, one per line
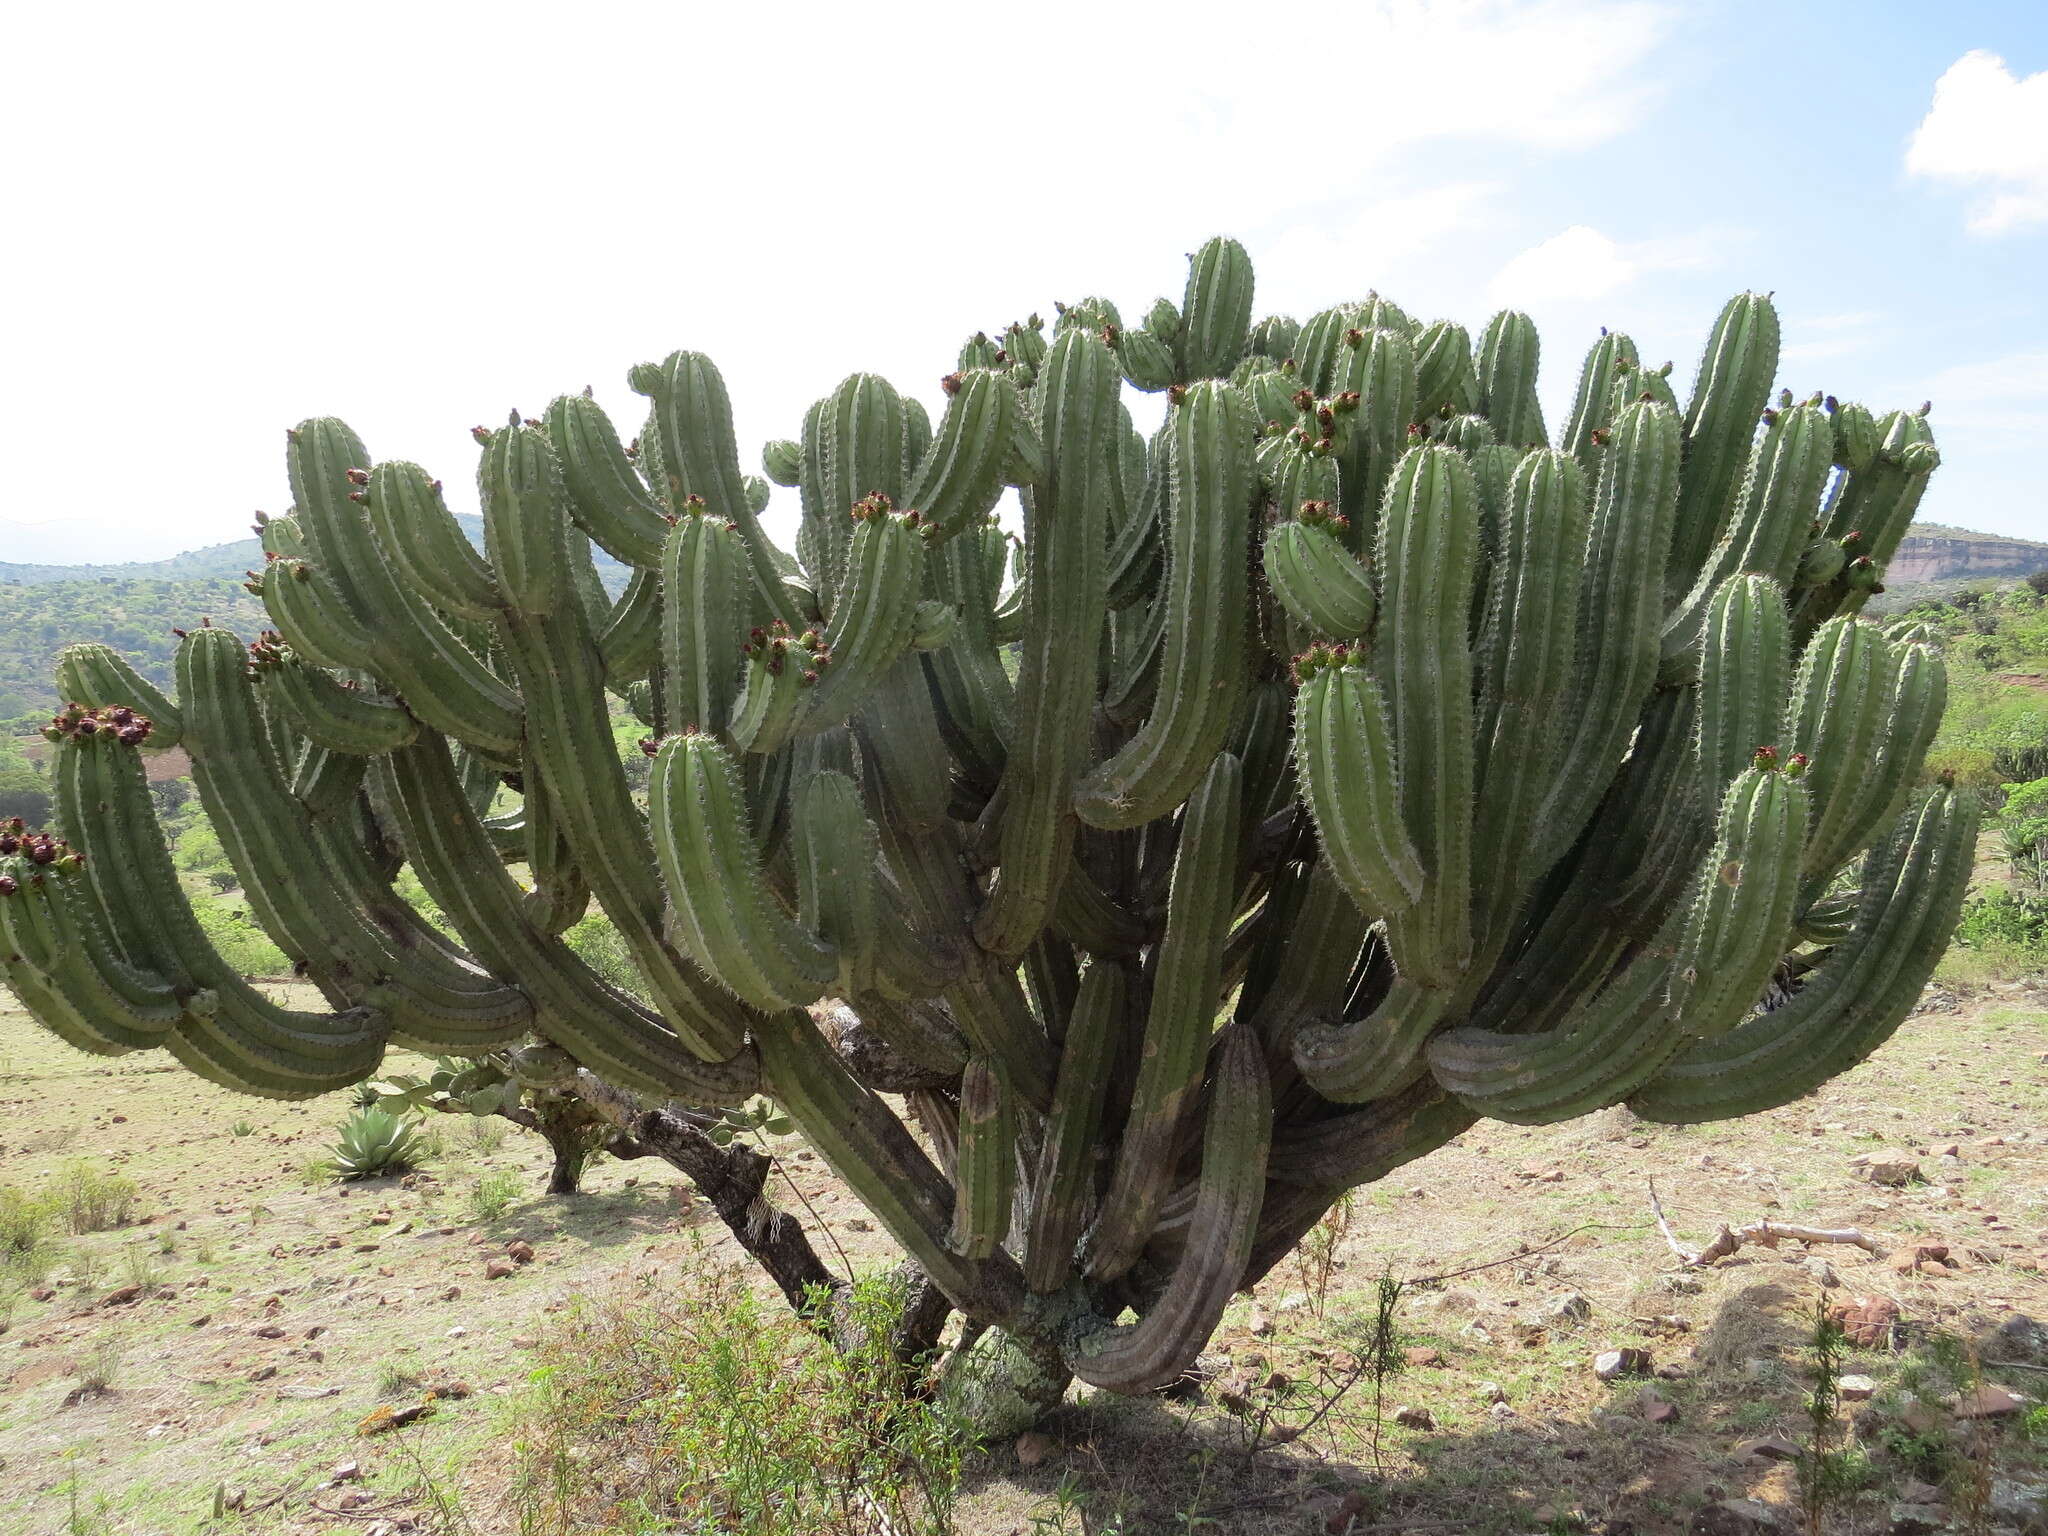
0,239,1972,1428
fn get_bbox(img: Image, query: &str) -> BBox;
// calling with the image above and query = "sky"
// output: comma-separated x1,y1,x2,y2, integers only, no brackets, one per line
1,0,2044,564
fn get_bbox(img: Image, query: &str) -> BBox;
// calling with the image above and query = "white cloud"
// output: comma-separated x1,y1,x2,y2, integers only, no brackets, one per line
1905,50,2048,233
1485,223,1725,309
1487,226,1637,306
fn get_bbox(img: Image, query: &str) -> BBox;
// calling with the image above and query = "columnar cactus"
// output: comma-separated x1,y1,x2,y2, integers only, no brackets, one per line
2,239,1971,1425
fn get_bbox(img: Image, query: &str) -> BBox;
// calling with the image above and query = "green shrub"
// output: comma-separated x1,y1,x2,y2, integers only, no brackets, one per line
511,1267,967,1536
0,1185,63,1284
49,1162,140,1233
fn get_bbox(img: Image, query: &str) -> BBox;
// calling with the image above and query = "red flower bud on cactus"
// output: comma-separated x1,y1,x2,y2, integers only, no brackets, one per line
0,876,14,896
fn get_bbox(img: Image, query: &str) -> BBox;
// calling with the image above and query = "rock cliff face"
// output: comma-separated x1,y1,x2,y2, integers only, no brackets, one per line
1888,528,2048,584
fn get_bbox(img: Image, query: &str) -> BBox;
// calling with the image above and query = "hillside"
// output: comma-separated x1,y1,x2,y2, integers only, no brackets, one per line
1890,522,2048,584
0,579,270,720
0,519,629,717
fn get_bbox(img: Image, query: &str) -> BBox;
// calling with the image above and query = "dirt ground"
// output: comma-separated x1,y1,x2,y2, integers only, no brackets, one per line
1,981,2044,1536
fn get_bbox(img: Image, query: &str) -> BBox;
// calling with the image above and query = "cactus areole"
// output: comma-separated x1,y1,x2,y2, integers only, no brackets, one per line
5,241,1970,1429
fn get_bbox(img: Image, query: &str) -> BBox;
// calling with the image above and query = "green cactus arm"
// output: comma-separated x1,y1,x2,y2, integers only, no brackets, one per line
1075,381,1254,829
1263,514,1376,641
650,732,836,1012
1067,1021,1269,1393
1022,960,1127,1292
1470,448,1588,938
1673,761,1808,1037
1175,236,1253,381
1694,574,1791,805
362,461,501,620
253,646,418,755
519,772,591,938
1426,932,1679,1123
43,722,388,1096
372,738,760,1102
54,644,183,747
948,1057,1017,1260
1330,328,1418,536
1415,320,1481,420
658,504,746,736
1291,976,1448,1103
1085,752,1243,1281
545,391,671,568
792,769,883,998
258,558,378,674
180,630,532,1047
1292,649,1423,920
800,506,928,733
1789,626,1945,899
974,330,1116,959
477,421,569,618
794,372,911,610
1525,401,1682,876
1372,444,1480,985
907,368,1019,541
1560,329,1640,464
1475,310,1546,448
597,567,662,684
1660,401,1835,678
922,518,1015,788
1669,293,1779,596
756,1015,1025,1318
1630,784,1975,1123
494,603,751,1059
630,352,801,628
1238,860,1372,1056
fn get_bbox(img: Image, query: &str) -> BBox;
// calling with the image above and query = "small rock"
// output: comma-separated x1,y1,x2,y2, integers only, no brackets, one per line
1897,1480,1941,1505
1538,1291,1593,1326
1838,1374,1876,1401
1246,1307,1273,1336
1886,1504,1942,1536
1402,1346,1443,1368
1827,1295,1900,1349
1487,1400,1515,1421
331,1460,361,1483
1658,1273,1703,1295
275,1385,339,1400
1475,1380,1507,1403
484,1259,515,1280
447,1326,467,1339
1013,1430,1056,1469
1639,1389,1679,1425
1393,1405,1435,1429
99,1284,143,1308
246,1364,277,1382
1951,1383,2024,1420
1594,1347,1652,1381
1805,1260,1840,1287
439,1286,460,1302
29,1286,54,1303
335,1488,375,1510
846,1218,872,1232
1856,1157,1921,1187
369,1212,391,1226
253,1325,286,1339
1737,1436,1802,1462
1691,1497,1785,1535
511,1336,537,1349
506,1240,535,1265
1655,1362,1691,1381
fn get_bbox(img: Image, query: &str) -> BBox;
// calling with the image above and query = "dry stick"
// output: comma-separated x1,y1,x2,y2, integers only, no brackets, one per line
1409,1221,1647,1287
1648,1177,1884,1267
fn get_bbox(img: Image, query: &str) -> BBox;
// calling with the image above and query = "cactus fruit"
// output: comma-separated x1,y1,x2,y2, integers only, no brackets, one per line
10,241,1969,1424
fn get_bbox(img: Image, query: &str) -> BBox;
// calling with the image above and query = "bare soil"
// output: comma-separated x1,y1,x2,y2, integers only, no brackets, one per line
2,982,2044,1535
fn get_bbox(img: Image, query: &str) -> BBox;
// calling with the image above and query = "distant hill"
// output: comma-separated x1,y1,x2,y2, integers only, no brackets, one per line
0,515,630,586
0,518,628,720
1888,524,2048,584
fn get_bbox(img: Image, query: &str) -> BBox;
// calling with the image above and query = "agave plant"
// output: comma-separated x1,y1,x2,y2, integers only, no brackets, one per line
330,1107,427,1181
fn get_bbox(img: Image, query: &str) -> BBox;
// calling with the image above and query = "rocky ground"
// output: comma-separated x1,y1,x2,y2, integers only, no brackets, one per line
0,982,2044,1536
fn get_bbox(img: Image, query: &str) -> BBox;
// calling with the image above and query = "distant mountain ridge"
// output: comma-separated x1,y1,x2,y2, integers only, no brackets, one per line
0,515,629,585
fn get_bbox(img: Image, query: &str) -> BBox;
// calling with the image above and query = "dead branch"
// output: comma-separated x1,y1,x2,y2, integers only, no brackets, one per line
1648,1178,1884,1267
